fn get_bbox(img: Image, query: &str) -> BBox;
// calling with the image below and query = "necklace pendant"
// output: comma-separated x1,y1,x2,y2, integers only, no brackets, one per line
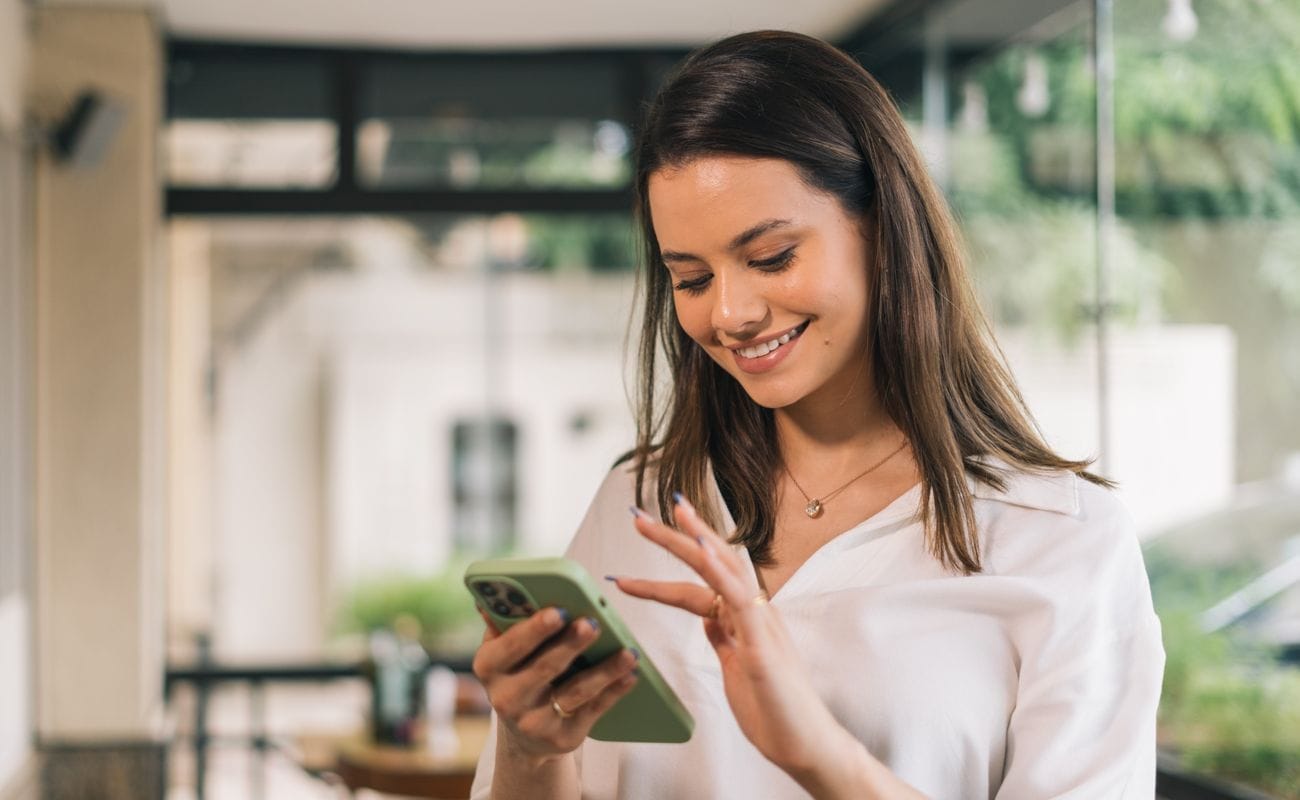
805,499,823,518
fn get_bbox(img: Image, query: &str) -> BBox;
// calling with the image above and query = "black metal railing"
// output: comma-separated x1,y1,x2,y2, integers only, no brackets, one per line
163,637,472,800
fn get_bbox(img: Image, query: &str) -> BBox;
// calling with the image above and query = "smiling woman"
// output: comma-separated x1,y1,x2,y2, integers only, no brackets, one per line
649,158,872,404
468,30,1164,800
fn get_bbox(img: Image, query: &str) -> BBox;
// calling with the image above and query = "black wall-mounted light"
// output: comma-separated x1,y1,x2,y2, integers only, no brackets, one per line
48,89,126,168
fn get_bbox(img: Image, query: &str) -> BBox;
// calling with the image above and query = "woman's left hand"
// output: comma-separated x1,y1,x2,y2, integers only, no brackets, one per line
610,495,856,786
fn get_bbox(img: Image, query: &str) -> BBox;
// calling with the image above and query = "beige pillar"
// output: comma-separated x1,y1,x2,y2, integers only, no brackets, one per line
167,220,214,647
30,5,166,770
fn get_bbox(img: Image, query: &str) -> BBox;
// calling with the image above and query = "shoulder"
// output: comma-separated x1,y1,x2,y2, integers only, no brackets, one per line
969,459,1143,585
969,458,1156,631
588,456,650,512
565,457,664,563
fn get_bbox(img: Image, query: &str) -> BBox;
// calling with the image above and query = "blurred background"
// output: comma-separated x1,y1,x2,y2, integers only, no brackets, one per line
1,0,1298,798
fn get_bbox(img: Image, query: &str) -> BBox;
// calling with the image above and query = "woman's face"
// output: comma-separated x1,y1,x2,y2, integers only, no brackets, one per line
647,156,873,412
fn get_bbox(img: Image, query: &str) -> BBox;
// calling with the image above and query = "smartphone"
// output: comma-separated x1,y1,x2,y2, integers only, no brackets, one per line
464,556,694,744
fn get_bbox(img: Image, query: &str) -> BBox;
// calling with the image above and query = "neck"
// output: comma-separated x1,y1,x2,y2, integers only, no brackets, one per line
773,375,900,476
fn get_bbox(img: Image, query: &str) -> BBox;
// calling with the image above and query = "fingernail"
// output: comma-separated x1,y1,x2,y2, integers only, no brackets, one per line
630,648,640,662
695,535,705,546
628,505,644,518
603,575,618,582
586,617,601,634
554,608,570,625
672,491,686,506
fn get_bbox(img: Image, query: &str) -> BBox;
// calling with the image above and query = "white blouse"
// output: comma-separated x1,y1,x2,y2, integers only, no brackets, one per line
470,460,1166,799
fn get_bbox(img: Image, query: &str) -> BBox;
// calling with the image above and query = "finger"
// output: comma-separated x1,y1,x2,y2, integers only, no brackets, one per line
486,617,600,719
473,606,570,677
514,616,602,689
550,647,638,713
669,498,773,641
571,670,639,729
631,501,762,637
669,503,756,609
630,508,719,584
608,576,715,617
703,615,736,657
478,608,500,640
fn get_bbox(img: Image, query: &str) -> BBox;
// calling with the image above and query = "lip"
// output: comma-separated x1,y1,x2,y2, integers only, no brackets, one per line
729,320,809,375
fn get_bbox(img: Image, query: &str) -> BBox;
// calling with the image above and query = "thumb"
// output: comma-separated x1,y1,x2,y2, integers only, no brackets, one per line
478,607,501,639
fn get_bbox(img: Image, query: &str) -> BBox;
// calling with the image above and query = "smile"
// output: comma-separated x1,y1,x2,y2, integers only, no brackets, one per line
730,320,810,374
734,321,809,358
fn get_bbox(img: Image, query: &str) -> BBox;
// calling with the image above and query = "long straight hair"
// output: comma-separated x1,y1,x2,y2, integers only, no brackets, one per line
627,31,1108,574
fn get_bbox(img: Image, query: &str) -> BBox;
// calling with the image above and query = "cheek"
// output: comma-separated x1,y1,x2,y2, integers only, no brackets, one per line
672,296,714,345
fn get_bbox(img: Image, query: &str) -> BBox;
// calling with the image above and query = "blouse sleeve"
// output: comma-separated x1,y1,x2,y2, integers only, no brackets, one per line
995,485,1167,798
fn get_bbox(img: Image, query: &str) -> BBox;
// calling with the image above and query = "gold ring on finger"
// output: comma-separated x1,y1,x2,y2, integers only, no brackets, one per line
707,593,722,619
752,592,769,607
550,692,575,719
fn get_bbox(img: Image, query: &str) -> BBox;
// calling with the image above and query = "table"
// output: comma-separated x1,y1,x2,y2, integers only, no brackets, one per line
295,715,492,799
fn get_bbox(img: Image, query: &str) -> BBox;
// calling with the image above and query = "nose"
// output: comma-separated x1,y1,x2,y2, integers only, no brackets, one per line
710,268,769,340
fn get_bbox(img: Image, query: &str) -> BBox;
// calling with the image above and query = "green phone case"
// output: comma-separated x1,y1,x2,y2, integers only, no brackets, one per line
464,556,694,744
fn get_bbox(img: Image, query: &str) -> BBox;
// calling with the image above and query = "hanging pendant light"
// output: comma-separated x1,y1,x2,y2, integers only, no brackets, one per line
1162,0,1199,42
1016,51,1050,118
959,81,988,133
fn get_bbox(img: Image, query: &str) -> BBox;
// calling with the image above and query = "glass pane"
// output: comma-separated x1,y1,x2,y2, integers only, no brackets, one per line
940,15,1103,467
165,119,338,188
356,57,630,188
166,212,637,663
357,117,630,189
166,50,338,188
1111,0,1300,793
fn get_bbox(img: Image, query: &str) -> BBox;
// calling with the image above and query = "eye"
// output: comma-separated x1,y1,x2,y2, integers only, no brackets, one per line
673,274,712,296
750,247,796,271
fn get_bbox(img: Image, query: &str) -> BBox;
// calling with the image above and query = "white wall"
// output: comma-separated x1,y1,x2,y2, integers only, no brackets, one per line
0,0,31,790
1002,325,1235,536
0,0,24,131
0,597,31,792
208,248,638,658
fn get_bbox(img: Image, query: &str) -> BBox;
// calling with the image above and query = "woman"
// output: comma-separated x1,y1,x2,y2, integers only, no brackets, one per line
470,30,1164,799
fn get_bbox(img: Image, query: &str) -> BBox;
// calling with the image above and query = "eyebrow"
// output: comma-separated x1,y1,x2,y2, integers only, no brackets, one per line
660,218,793,264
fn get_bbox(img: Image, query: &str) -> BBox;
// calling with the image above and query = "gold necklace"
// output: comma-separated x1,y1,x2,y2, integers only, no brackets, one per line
783,439,909,518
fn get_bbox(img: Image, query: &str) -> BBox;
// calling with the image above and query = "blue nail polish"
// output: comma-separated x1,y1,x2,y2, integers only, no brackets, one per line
628,505,640,517
630,648,641,661
603,575,618,582
672,491,685,505
555,608,570,625
586,617,601,633
696,535,704,546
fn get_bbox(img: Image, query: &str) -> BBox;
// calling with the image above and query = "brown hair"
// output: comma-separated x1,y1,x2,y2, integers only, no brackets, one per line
626,30,1109,574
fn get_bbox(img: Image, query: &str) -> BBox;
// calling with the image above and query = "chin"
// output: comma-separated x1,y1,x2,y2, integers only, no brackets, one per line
726,374,806,411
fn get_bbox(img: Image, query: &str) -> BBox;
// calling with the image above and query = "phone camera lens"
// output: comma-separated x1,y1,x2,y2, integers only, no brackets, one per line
506,590,526,606
491,600,511,616
477,583,498,597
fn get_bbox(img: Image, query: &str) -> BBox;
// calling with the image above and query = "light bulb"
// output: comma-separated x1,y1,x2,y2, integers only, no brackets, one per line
960,81,988,133
1163,0,1199,42
1016,52,1050,118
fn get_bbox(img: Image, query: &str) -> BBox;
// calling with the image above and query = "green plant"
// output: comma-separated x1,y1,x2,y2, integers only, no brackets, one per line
1150,550,1300,798
335,562,483,656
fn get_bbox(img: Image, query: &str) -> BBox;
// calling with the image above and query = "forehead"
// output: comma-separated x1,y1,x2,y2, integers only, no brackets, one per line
647,156,836,246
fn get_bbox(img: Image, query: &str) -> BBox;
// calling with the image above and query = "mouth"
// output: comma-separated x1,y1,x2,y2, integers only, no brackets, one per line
731,320,810,359
728,320,810,375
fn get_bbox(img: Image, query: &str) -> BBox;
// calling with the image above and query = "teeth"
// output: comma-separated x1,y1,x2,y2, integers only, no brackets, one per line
738,325,802,359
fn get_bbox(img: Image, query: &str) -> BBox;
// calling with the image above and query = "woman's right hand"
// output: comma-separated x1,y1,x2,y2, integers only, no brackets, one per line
471,607,639,766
